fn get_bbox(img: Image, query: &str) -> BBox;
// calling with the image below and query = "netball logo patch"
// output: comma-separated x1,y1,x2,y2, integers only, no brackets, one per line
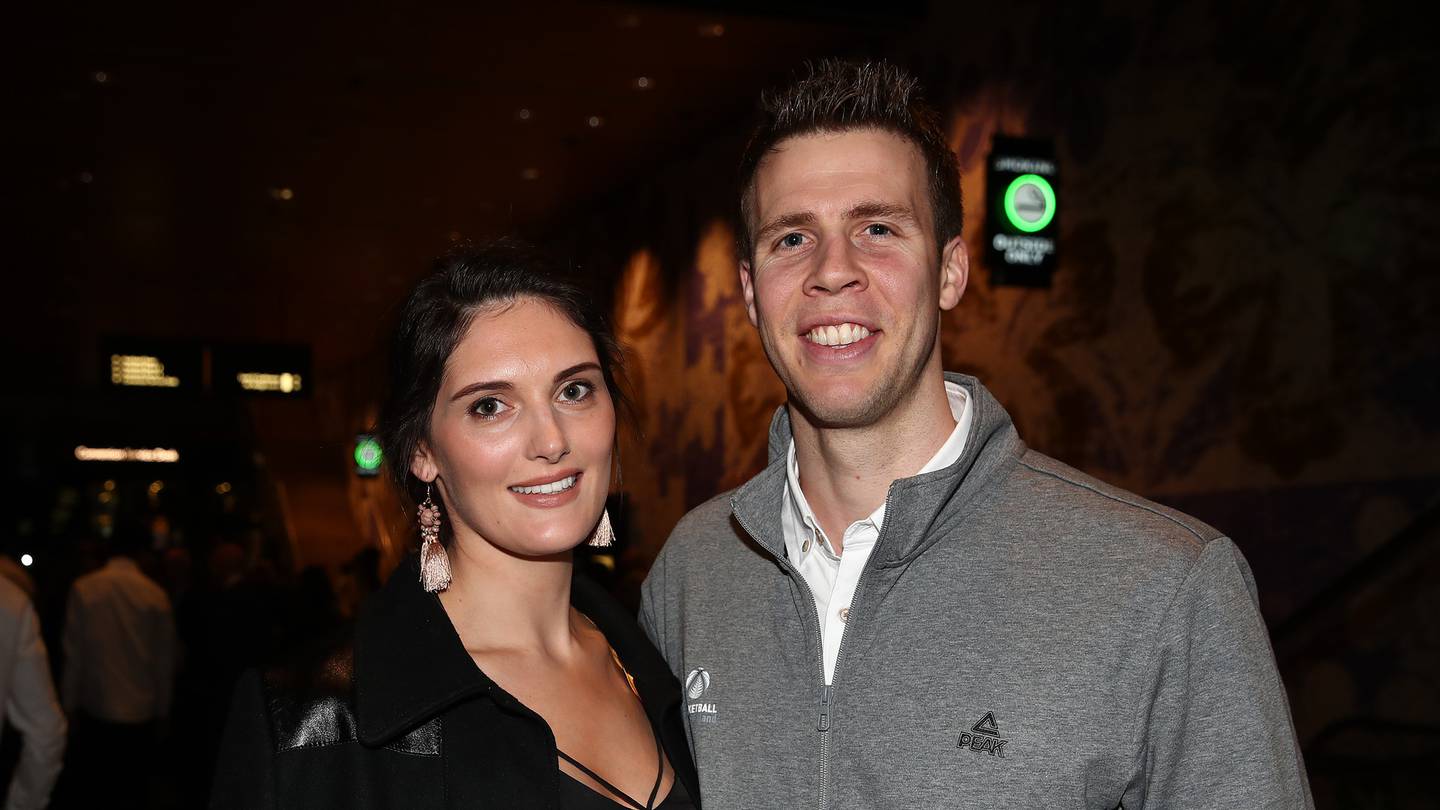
684,667,718,721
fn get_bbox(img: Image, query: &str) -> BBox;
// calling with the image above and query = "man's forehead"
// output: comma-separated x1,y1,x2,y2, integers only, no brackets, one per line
753,129,930,217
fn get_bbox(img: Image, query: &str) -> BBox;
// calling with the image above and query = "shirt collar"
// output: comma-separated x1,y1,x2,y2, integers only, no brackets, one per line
782,381,971,563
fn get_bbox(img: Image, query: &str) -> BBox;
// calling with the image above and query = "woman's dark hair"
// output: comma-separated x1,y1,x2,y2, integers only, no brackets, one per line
376,239,628,539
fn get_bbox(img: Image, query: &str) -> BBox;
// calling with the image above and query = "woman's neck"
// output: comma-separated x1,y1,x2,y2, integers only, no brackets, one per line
437,530,579,660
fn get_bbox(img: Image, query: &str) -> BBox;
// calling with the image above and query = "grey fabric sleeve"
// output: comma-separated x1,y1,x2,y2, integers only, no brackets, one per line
1122,538,1313,808
638,547,673,678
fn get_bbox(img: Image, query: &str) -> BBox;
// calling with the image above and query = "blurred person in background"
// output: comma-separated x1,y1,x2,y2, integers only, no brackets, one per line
212,241,697,808
0,576,65,809
57,520,176,810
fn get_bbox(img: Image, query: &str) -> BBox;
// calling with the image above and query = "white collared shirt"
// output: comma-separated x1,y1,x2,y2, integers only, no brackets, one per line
781,381,972,684
0,576,65,809
61,557,177,723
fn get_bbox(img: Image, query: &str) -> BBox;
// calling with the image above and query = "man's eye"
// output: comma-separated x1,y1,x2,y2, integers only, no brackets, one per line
865,224,892,237
560,381,594,402
779,233,805,248
472,397,510,418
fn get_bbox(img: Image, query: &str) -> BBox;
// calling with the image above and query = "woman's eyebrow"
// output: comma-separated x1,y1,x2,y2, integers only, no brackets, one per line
553,362,601,382
450,379,513,401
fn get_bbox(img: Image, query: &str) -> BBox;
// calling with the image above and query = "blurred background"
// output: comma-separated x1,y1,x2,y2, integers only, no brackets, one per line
4,0,1437,806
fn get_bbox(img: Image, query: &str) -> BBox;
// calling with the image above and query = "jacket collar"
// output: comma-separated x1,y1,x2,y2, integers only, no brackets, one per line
354,557,682,749
731,372,1024,566
354,555,492,746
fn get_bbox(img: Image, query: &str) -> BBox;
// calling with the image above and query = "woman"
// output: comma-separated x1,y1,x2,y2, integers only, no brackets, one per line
212,241,698,808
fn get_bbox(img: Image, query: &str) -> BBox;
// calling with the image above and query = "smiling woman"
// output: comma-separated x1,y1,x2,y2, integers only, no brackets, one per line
211,241,698,809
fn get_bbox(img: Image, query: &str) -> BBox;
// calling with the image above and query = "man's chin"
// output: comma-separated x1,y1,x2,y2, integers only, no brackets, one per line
787,387,890,430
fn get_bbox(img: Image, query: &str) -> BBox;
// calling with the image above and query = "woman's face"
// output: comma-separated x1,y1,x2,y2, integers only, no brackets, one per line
412,296,615,559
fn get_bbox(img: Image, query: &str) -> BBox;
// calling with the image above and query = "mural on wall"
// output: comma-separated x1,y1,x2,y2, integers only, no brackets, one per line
610,221,786,581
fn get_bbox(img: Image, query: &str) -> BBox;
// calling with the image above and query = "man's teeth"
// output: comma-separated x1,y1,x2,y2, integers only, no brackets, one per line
806,323,871,347
510,475,577,495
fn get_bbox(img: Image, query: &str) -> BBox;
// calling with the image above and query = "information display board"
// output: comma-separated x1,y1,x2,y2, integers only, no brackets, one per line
101,338,203,392
211,343,311,398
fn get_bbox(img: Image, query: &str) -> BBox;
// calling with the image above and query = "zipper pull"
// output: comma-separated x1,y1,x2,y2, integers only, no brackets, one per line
818,685,834,731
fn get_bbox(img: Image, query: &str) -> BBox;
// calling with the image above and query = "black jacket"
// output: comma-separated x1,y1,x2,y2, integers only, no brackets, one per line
210,558,699,808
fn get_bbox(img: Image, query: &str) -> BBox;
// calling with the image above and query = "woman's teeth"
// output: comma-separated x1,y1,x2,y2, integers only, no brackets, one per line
510,475,577,495
806,323,871,347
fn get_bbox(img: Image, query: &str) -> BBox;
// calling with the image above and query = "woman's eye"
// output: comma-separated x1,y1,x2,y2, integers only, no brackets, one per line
471,397,510,418
865,224,892,237
560,381,594,402
779,233,805,249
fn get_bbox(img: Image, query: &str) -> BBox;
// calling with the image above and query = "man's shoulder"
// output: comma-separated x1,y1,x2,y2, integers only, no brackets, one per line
1007,448,1225,566
649,487,759,571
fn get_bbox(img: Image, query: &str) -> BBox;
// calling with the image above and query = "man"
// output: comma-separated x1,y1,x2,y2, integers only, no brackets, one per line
59,524,176,809
0,576,66,809
640,60,1312,808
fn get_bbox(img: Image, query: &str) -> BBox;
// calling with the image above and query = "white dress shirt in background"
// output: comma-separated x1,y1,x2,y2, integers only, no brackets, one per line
61,557,177,724
0,575,66,810
782,381,972,683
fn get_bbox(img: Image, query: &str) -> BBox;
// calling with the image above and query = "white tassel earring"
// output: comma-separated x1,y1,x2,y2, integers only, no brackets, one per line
417,484,452,592
588,509,614,548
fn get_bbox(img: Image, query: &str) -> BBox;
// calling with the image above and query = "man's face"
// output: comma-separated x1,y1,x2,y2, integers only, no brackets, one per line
740,129,967,429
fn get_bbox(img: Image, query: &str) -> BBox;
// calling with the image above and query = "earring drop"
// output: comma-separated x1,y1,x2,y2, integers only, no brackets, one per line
417,484,452,592
588,509,614,548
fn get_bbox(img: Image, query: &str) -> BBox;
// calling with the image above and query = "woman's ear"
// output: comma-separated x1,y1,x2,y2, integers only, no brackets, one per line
410,440,438,484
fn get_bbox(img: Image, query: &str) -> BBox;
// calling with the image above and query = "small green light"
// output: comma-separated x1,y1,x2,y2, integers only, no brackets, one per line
1003,174,1056,233
354,437,383,471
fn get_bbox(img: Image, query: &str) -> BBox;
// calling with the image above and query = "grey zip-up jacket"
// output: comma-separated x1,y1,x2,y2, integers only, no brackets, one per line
640,374,1312,809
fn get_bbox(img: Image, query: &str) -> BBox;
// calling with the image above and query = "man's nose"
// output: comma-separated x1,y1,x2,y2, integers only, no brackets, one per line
806,238,867,296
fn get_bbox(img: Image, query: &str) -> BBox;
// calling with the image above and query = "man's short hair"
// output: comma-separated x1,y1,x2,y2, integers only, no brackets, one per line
737,59,963,261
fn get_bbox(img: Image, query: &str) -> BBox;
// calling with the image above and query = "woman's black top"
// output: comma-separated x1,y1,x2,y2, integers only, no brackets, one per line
210,556,700,809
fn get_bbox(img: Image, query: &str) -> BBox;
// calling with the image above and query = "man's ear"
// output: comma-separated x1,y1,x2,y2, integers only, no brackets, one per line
938,235,969,312
410,439,438,484
738,260,760,327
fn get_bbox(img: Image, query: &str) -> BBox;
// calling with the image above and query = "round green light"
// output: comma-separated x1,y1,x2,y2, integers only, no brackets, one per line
354,438,383,471
1003,174,1056,233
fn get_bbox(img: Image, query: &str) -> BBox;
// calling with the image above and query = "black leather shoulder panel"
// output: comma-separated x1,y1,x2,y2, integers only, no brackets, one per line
263,637,440,756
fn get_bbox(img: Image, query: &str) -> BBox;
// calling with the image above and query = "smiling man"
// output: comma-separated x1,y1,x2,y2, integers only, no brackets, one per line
640,60,1312,808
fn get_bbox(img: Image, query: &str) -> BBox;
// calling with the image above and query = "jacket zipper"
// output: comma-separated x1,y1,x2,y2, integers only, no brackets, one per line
818,485,896,810
733,484,897,810
731,508,829,810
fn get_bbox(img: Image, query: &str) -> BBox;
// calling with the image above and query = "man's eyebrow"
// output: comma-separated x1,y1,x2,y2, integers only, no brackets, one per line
847,201,919,223
450,379,513,402
755,211,817,246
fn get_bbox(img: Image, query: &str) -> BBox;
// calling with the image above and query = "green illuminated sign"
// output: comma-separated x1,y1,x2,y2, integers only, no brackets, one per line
354,437,383,473
1003,174,1056,233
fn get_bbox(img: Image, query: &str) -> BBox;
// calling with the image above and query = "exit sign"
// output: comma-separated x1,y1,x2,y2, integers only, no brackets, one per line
985,135,1059,287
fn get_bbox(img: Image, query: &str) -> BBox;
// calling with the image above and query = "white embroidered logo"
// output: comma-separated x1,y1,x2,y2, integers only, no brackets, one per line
685,667,717,720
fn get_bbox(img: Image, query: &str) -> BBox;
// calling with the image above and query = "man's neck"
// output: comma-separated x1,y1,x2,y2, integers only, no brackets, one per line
790,373,956,553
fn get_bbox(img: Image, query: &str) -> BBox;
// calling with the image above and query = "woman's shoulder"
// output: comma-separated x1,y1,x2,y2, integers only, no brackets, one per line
253,627,362,751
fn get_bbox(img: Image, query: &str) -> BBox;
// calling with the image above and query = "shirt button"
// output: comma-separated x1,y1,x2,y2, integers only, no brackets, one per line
838,607,849,623
801,539,811,554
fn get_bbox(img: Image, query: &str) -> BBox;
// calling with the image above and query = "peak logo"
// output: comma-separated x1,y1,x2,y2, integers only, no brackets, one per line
684,667,718,722
958,711,1008,758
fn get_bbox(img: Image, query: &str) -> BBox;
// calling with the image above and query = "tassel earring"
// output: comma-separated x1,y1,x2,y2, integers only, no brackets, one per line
588,509,614,548
417,484,452,592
